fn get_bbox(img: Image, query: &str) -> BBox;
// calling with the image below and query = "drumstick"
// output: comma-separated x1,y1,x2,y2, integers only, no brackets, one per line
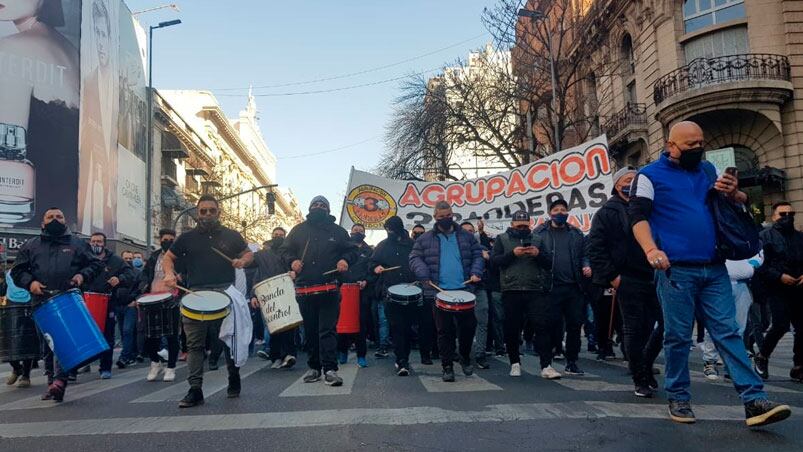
211,247,234,263
175,285,196,295
428,281,445,293
379,266,401,273
300,239,310,263
462,279,473,285
322,268,339,276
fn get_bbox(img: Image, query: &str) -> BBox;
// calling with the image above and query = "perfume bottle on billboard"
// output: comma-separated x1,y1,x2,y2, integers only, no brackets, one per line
0,123,35,224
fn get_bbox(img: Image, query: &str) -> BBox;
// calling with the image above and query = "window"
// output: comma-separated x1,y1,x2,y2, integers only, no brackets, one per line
683,25,748,62
683,0,745,34
626,81,637,105
621,35,635,75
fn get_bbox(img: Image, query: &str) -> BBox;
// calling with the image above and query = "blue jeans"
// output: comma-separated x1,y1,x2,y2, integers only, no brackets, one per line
701,281,753,363
115,306,138,362
376,301,390,348
656,264,765,403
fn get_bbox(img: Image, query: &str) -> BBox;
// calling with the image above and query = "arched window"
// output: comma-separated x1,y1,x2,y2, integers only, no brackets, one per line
683,0,746,34
621,34,635,75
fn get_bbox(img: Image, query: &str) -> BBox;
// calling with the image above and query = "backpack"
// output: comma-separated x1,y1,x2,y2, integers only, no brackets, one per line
702,165,762,260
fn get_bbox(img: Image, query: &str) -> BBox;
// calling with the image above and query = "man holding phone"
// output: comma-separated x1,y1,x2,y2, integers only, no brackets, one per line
492,211,555,378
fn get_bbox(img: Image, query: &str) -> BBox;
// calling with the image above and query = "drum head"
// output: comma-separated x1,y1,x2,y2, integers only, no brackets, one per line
137,292,173,305
388,284,422,297
181,291,231,312
436,290,476,304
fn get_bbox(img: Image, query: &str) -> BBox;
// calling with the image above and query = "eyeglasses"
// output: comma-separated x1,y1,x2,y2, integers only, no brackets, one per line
198,208,218,215
778,212,796,217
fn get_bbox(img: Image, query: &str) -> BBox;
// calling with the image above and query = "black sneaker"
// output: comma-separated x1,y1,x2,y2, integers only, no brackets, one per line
744,399,791,427
178,388,204,408
460,360,474,376
397,366,410,377
634,385,655,398
668,400,696,424
495,349,506,357
753,355,769,380
790,366,803,382
475,358,490,370
135,355,145,363
564,361,585,375
374,349,390,359
227,373,241,398
324,370,343,387
115,359,127,370
303,369,321,383
648,375,659,390
442,366,455,382
208,361,219,371
587,343,598,353
256,350,270,361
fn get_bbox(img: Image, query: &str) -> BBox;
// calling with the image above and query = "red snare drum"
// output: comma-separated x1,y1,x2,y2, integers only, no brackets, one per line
337,283,361,334
435,290,476,312
295,283,338,297
82,292,110,333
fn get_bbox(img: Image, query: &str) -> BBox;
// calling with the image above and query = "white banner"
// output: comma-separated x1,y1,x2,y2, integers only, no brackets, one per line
115,145,146,241
340,136,613,235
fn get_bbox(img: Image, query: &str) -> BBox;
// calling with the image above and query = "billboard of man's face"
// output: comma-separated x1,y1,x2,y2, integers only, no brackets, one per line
93,1,110,67
0,0,41,22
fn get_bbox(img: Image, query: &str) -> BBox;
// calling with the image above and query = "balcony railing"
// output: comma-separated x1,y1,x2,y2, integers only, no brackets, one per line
604,103,646,141
653,54,791,105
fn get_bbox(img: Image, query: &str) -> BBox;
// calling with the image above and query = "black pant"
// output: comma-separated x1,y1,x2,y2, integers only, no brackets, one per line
336,290,372,358
617,275,664,385
745,302,770,352
550,284,585,363
432,302,476,368
99,311,117,372
386,301,419,366
299,291,340,372
146,335,179,368
760,290,803,366
206,320,224,366
532,290,561,368
269,328,298,361
590,289,623,355
9,360,33,378
417,298,436,359
503,291,543,365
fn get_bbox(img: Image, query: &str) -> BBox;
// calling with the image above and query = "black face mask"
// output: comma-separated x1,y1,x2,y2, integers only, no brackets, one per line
43,220,67,236
350,232,366,243
412,232,423,240
435,217,453,231
307,208,328,223
160,240,174,252
386,230,398,240
511,228,530,239
678,147,705,170
777,215,795,232
270,237,285,250
197,218,220,231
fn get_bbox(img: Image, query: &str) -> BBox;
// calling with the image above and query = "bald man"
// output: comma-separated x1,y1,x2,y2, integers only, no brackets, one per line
627,121,790,426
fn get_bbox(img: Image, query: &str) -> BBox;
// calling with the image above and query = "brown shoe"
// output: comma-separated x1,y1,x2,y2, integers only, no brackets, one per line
16,377,31,388
6,372,19,386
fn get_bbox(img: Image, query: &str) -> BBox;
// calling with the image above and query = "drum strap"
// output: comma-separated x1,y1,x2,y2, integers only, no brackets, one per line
296,284,338,295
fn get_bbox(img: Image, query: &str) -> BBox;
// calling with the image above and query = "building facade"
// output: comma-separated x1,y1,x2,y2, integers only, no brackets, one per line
154,90,303,243
561,0,801,223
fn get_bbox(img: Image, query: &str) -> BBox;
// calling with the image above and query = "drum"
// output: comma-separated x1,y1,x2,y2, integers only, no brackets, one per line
180,290,231,321
435,290,476,312
137,292,180,338
295,283,338,298
337,283,361,334
0,304,40,361
82,292,110,333
32,289,109,372
254,274,303,335
387,283,423,306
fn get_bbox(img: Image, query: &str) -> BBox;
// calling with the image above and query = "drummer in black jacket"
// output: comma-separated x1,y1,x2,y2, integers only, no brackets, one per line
336,224,374,368
370,216,421,376
11,207,102,402
249,227,298,369
85,232,136,380
280,195,357,387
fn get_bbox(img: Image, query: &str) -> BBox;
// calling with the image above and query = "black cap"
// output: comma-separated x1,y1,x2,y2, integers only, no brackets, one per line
512,210,530,222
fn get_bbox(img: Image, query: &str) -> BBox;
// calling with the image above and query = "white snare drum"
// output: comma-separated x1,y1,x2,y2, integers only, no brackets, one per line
435,290,476,312
387,283,422,306
180,290,231,321
254,274,303,334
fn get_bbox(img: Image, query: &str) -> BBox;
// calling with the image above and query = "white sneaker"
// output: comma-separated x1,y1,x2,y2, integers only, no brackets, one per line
157,349,169,361
270,359,283,369
510,363,522,377
147,362,162,381
541,365,562,380
163,367,176,382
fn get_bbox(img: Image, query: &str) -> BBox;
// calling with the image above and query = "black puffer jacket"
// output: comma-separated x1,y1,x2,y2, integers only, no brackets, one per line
11,228,102,301
370,234,416,296
759,223,803,293
85,249,136,307
534,222,588,290
280,214,358,286
587,195,652,286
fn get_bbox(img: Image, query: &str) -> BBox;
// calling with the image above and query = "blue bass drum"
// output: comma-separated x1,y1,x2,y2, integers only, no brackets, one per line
32,289,109,372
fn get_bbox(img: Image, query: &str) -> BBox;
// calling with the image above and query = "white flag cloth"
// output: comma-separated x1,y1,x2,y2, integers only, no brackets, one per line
219,285,253,367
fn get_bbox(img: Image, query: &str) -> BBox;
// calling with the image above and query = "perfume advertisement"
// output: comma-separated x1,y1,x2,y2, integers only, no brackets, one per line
77,0,119,236
0,0,82,229
114,4,147,242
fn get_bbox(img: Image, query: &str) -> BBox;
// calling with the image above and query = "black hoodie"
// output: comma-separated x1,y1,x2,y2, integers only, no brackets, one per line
587,194,652,285
370,232,416,295
280,213,358,287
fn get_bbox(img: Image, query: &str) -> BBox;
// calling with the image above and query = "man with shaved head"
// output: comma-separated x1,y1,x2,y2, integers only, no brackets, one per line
628,121,791,427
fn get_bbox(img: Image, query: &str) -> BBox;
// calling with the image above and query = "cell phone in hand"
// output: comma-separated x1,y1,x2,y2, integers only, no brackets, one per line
725,167,738,177
522,241,532,248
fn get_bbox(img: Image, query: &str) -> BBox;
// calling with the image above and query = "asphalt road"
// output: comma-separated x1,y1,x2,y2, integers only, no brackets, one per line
0,337,801,452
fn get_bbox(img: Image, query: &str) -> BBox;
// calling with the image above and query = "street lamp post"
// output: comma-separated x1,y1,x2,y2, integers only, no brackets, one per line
146,19,181,250
518,8,561,153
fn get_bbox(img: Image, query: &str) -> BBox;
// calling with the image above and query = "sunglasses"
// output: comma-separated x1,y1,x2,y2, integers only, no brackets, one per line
778,212,796,217
199,208,218,215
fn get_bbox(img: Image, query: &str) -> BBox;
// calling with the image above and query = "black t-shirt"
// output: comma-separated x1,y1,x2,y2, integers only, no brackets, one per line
169,226,248,289
551,227,575,285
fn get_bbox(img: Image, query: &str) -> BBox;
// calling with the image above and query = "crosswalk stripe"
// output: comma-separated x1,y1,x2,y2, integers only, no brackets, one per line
411,362,502,393
0,367,154,411
131,360,266,403
279,357,359,397
494,355,617,391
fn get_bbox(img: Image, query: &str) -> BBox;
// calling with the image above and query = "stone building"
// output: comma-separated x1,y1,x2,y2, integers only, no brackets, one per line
518,0,802,223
